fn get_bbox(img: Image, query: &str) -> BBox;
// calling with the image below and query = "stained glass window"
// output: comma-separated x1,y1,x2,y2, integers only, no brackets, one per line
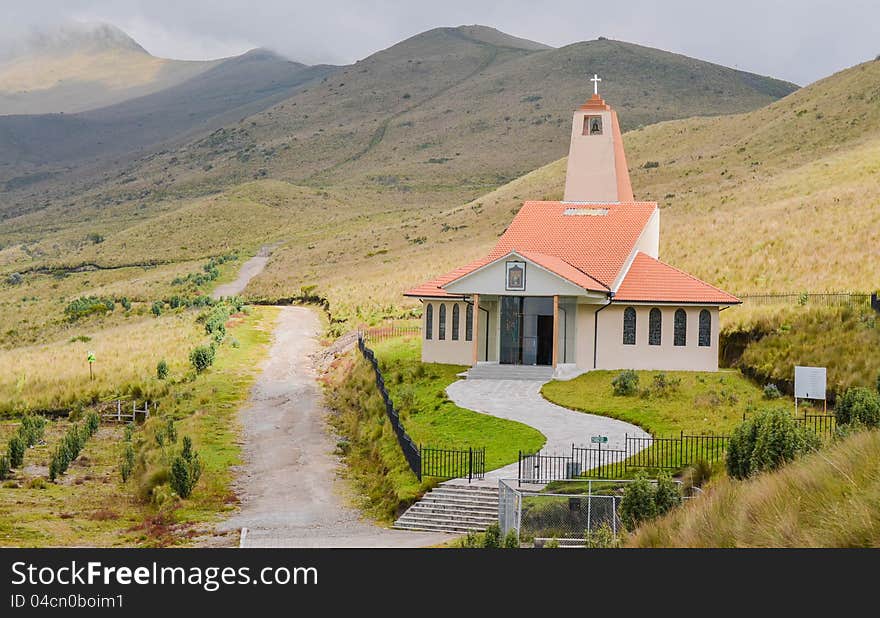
699,310,712,347
623,307,636,345
649,308,662,346
674,309,687,347
425,304,433,340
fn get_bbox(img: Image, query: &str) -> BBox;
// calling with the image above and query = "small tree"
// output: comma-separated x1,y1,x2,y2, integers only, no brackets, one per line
151,301,163,317
86,412,100,437
0,454,9,480
120,443,135,482
503,530,519,548
482,523,501,548
189,345,215,373
835,387,880,428
763,383,782,399
653,472,682,516
612,370,640,396
7,435,25,468
170,436,202,499
156,359,169,380
619,474,657,529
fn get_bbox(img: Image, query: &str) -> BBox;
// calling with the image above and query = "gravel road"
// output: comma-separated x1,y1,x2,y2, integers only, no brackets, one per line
216,306,456,547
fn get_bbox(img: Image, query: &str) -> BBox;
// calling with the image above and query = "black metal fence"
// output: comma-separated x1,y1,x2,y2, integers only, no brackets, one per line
420,446,486,482
357,335,422,480
626,432,730,470
518,411,838,483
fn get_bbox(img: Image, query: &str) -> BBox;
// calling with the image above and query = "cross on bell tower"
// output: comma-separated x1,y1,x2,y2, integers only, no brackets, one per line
590,73,602,96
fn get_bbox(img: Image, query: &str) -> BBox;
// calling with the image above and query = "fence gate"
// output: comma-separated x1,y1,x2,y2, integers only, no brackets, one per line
420,446,485,482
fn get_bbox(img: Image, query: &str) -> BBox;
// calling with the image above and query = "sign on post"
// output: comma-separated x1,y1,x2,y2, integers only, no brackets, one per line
87,352,96,380
590,436,608,444
794,366,826,400
794,366,827,414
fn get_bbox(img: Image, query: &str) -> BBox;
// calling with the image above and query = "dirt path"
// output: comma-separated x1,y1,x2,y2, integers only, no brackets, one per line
217,306,455,547
211,246,271,299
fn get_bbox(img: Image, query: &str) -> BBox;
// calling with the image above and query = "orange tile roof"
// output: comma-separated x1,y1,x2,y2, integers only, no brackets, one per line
484,201,656,287
405,201,656,297
404,257,492,298
614,252,741,304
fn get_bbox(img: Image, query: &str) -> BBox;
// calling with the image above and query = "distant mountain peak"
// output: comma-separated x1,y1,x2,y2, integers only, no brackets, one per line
13,22,148,58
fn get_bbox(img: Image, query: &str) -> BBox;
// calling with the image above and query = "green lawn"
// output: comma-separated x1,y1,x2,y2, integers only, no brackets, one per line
372,337,545,471
542,369,776,436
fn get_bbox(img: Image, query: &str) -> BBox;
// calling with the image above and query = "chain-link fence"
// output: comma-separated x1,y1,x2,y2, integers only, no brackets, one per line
500,478,695,547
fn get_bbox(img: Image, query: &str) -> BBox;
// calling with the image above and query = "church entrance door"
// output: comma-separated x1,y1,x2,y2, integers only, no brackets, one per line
500,296,554,366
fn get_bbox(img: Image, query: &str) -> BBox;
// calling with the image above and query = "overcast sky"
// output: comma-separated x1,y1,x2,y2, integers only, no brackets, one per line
4,1,878,85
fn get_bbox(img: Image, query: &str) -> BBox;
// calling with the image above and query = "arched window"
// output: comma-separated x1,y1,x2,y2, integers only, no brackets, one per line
648,308,662,346
438,304,447,340
699,310,712,347
674,309,687,347
452,304,460,340
425,304,433,340
622,307,636,345
465,304,474,341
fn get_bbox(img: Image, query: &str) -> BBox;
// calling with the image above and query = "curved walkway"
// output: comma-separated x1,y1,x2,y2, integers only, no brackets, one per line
446,379,651,482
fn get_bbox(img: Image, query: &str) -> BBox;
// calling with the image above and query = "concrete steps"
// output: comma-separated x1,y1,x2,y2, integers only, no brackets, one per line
466,364,554,381
394,484,500,534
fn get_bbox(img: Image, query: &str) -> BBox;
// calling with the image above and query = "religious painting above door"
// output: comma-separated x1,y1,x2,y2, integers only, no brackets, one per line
505,261,526,291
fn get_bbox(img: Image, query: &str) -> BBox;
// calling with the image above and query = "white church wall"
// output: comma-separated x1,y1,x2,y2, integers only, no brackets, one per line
443,257,588,297
420,300,474,365
594,305,719,372
575,303,597,370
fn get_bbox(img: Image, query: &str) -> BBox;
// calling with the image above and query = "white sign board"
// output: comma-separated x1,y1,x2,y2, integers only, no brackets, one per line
794,366,826,400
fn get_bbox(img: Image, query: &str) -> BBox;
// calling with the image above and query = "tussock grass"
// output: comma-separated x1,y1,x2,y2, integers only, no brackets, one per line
0,314,202,415
630,429,880,547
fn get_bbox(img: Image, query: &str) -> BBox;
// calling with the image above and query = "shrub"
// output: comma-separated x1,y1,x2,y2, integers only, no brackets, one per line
64,296,114,321
652,372,681,396
169,436,202,499
619,475,657,529
612,370,640,396
49,422,95,481
6,272,22,286
151,301,164,317
835,387,880,428
18,414,46,447
120,297,132,311
585,522,620,548
7,436,24,468
503,530,519,548
156,359,169,380
0,455,9,479
653,472,682,516
763,383,782,399
482,523,501,548
86,412,100,437
726,409,821,479
120,443,135,483
189,345,215,373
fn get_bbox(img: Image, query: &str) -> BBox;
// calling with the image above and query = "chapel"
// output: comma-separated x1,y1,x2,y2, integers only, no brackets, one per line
405,76,739,376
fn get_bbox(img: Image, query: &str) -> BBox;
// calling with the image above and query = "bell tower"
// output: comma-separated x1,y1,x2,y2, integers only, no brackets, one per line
563,75,634,203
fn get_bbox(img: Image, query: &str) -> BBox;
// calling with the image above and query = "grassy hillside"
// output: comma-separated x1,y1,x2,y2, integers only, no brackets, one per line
0,23,219,115
630,429,880,547
0,27,794,223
